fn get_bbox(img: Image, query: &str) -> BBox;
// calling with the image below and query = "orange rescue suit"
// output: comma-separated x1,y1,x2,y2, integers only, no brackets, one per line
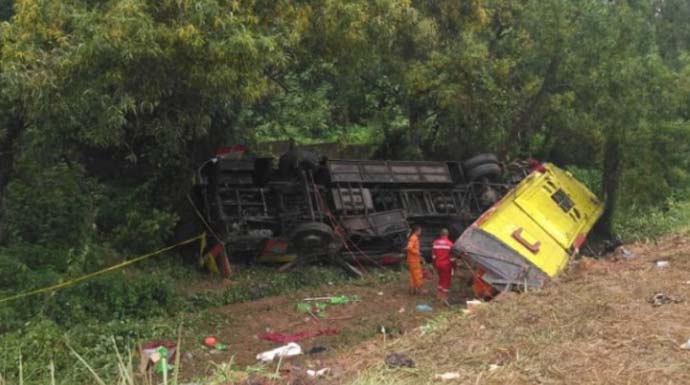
406,233,424,289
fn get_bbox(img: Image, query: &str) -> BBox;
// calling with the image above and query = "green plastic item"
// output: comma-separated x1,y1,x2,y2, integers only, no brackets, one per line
215,343,229,351
329,295,360,304
155,346,174,374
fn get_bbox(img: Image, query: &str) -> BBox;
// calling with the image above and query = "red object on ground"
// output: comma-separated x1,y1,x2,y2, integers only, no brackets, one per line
257,328,339,344
204,336,218,348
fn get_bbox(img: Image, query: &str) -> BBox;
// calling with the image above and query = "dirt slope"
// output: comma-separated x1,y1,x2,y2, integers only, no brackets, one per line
333,234,690,385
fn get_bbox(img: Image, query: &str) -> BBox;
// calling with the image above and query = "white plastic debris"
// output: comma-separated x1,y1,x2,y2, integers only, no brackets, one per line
256,342,302,363
489,364,501,371
680,339,690,350
465,299,484,313
307,368,330,377
435,372,461,380
621,247,634,259
655,260,670,268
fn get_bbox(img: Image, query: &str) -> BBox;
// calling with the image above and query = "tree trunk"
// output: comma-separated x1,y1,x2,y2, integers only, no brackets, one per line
505,55,561,156
0,116,25,244
596,134,622,238
0,118,24,200
408,101,424,159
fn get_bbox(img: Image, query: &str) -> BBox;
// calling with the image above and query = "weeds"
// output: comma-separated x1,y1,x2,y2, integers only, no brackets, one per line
614,198,690,241
0,264,396,385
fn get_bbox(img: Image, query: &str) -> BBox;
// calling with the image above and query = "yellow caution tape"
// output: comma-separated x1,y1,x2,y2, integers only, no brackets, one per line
0,233,206,304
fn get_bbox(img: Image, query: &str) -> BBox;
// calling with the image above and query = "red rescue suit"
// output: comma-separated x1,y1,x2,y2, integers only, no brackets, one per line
432,236,454,299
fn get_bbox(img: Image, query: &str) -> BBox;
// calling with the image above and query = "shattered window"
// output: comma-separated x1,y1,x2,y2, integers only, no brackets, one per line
551,189,574,213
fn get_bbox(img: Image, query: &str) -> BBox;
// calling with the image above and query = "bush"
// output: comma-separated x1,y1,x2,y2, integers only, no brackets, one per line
1,162,97,256
0,269,178,331
614,198,690,241
44,271,178,326
96,182,178,254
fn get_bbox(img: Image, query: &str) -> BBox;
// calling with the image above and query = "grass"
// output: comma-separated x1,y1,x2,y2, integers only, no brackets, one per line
343,234,690,385
614,199,690,242
0,262,398,385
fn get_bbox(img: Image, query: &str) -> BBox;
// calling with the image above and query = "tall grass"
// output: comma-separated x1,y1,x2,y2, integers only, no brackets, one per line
614,198,690,241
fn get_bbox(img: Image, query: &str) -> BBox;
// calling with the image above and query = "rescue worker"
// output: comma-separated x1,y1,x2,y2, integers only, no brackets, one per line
432,228,454,305
406,225,424,295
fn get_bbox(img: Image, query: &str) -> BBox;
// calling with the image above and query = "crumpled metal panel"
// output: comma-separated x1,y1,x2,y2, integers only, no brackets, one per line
453,226,549,290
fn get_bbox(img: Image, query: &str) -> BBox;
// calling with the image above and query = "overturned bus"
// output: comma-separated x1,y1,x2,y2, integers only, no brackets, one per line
195,146,518,274
452,163,604,295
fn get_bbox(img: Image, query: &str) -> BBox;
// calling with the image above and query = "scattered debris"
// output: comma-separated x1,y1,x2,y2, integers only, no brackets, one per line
416,304,433,312
435,372,461,380
307,346,327,355
306,368,331,377
295,296,359,319
655,260,670,268
385,353,415,368
378,291,384,296
296,302,328,318
465,299,484,313
489,364,501,371
680,339,690,350
138,341,177,374
378,325,401,337
648,293,683,307
620,247,635,259
154,346,173,374
203,336,228,351
203,336,217,348
257,328,338,343
398,307,406,313
256,342,303,363
303,295,361,304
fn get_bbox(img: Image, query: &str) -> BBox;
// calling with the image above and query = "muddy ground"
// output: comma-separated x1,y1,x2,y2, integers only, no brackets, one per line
176,265,474,383
171,234,690,385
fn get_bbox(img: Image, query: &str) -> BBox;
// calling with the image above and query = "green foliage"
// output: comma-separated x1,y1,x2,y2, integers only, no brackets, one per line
614,199,690,242
2,1,690,380
2,160,96,255
0,317,180,385
0,270,178,330
2,0,690,253
46,272,178,326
